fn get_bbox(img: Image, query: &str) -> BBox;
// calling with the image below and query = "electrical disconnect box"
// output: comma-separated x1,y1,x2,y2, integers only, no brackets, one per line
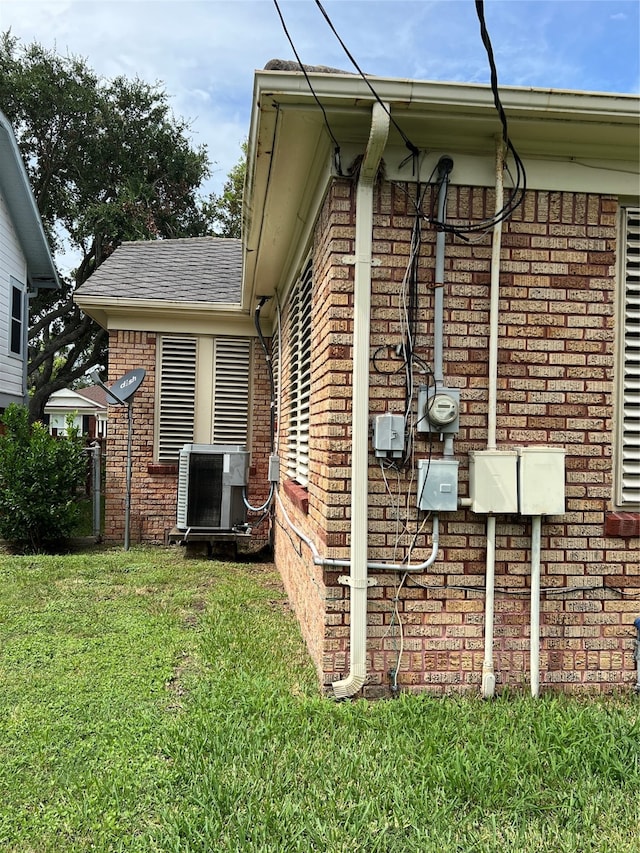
417,386,460,434
468,450,518,514
373,413,405,458
518,447,566,515
417,458,459,512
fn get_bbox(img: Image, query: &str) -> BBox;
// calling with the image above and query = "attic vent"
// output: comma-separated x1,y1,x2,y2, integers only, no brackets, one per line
619,207,640,506
213,338,250,444
158,336,196,462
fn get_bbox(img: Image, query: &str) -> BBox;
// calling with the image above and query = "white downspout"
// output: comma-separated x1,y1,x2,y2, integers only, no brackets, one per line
530,514,542,698
481,138,506,700
333,102,390,700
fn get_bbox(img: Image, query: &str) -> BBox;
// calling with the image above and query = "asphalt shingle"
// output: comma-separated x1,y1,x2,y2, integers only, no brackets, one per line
75,237,242,304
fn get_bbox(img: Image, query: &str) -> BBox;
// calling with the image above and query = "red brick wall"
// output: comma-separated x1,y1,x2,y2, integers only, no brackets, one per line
274,177,640,697
104,331,272,545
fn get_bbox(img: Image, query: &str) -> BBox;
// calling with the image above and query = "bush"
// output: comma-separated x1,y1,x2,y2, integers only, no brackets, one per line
0,404,87,552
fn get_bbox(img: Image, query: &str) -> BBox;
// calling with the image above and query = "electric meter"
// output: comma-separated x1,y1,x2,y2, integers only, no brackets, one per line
416,386,460,434
427,393,459,427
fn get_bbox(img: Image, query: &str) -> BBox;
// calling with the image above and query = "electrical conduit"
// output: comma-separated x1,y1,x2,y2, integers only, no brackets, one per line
530,515,542,697
332,102,390,700
481,138,506,700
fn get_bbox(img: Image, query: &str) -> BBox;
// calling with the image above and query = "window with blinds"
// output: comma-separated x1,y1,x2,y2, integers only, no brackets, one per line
287,258,313,485
618,207,640,507
213,337,250,444
158,336,197,462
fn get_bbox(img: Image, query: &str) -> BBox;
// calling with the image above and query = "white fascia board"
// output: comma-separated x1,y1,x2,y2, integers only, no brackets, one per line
74,295,264,337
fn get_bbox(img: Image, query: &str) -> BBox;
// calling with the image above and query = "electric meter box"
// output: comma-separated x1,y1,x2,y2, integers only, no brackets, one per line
417,458,459,512
518,446,566,515
469,450,518,514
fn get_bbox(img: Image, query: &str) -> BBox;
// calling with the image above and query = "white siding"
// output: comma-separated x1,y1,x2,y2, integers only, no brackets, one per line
0,188,29,406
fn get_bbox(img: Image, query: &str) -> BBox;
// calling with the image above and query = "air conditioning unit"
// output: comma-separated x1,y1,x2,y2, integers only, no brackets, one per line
177,444,249,531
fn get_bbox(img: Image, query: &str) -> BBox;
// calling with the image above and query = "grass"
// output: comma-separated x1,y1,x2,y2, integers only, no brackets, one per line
0,546,638,852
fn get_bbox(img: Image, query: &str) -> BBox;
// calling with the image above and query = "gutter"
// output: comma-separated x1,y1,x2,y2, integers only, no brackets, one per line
332,101,390,700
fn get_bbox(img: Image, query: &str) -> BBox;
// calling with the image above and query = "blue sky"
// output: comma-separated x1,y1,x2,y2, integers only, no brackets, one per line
1,0,638,197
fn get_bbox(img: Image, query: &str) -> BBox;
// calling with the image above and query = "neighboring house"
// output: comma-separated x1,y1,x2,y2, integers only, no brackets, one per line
76,69,639,698
0,111,59,412
74,236,272,544
45,385,108,438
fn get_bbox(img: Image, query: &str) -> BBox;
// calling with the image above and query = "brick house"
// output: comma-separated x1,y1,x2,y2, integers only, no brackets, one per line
75,236,272,545
77,70,639,697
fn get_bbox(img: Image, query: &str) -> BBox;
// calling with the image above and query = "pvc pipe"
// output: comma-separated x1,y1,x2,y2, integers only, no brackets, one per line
433,157,453,387
481,139,506,700
530,515,542,698
276,486,439,573
481,514,497,699
487,139,505,452
332,102,389,700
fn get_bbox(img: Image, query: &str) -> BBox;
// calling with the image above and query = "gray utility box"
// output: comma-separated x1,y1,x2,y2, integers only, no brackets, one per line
177,444,249,531
417,458,459,512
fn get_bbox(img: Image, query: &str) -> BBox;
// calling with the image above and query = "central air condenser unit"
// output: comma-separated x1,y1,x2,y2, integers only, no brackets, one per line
176,444,249,531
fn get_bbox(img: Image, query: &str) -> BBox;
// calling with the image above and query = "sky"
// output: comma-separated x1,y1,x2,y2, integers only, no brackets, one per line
1,0,638,199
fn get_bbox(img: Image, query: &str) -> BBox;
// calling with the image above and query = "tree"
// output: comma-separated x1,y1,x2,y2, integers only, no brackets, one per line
0,404,87,552
205,143,247,239
0,33,217,421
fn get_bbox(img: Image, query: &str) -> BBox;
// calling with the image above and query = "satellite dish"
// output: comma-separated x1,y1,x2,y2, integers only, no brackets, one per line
107,368,146,404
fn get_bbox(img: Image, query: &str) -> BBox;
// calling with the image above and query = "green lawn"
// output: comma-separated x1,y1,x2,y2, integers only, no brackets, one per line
0,546,638,852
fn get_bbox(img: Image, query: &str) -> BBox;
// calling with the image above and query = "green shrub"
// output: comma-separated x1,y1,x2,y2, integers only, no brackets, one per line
0,404,87,552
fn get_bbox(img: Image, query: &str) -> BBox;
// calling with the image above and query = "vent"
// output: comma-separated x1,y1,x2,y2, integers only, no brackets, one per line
158,337,196,461
213,338,250,444
177,444,249,531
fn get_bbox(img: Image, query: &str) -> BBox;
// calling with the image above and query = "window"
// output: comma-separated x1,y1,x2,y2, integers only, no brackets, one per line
616,207,640,507
10,281,24,356
287,258,313,485
157,334,250,462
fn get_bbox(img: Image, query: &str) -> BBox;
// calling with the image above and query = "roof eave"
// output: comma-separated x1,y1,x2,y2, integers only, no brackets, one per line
0,111,60,291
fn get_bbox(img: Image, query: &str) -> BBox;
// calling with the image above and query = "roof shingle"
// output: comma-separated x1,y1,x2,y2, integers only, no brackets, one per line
75,237,242,303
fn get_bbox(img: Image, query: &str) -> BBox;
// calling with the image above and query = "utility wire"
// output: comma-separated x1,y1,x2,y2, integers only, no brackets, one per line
271,0,343,174
313,0,420,162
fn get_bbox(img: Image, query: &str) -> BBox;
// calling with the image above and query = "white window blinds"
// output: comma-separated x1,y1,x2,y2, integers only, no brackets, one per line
619,207,640,506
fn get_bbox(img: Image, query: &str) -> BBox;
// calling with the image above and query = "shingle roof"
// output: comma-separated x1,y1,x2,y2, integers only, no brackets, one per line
75,237,242,303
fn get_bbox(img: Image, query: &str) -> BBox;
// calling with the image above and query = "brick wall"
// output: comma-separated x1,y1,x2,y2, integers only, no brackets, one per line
273,177,640,697
104,331,272,545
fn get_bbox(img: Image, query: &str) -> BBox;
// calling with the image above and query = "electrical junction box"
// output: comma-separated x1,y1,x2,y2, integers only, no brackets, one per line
518,447,566,515
417,458,459,512
416,386,460,434
469,450,518,514
373,412,405,458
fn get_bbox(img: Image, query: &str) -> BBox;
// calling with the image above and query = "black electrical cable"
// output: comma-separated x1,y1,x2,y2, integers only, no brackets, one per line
407,575,640,598
271,0,343,175
254,296,277,454
312,0,420,161
427,0,527,237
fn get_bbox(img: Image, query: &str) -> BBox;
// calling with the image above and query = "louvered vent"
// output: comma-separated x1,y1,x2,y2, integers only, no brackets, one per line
213,338,250,444
158,336,196,462
620,207,640,506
